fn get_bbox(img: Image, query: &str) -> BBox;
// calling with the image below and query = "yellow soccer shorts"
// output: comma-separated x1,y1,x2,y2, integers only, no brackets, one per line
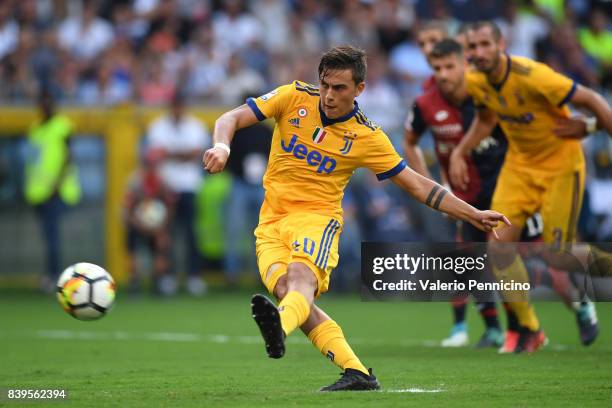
254,212,342,297
491,164,585,247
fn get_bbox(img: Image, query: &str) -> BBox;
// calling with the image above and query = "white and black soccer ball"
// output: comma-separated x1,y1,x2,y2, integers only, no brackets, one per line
56,263,116,321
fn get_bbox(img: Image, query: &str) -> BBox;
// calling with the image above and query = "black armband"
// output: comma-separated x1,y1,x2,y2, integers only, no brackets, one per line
433,189,447,210
425,185,440,207
425,185,448,210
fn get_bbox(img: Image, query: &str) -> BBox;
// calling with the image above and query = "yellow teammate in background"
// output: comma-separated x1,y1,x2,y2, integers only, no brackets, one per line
449,21,612,353
204,45,509,391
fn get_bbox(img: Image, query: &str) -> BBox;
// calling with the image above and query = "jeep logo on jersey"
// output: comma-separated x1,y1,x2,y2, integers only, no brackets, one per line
435,110,449,121
280,134,337,174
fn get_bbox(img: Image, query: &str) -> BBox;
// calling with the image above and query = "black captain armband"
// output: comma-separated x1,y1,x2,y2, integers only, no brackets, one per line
425,185,448,210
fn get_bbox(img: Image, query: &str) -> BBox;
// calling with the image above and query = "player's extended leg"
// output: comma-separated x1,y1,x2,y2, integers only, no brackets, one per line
456,219,503,349
251,262,379,391
251,262,314,359
488,224,546,352
301,304,379,391
488,165,545,352
474,301,504,348
537,168,599,346
498,302,521,353
441,296,469,347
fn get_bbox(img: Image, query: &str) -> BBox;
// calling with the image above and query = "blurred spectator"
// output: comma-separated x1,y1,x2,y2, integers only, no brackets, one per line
1,26,38,101
146,94,210,296
0,1,19,61
224,101,271,285
251,0,290,54
77,60,132,105
375,0,416,53
328,0,379,50
350,172,418,242
390,28,433,101
579,8,612,87
137,54,175,105
283,9,325,58
357,52,405,136
124,149,175,295
496,0,550,59
57,1,114,62
213,0,263,53
24,90,81,292
182,25,227,100
534,0,566,22
544,22,599,87
30,28,62,96
240,37,270,80
218,52,265,106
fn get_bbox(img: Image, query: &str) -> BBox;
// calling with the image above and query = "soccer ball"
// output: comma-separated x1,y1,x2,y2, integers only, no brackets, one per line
135,199,168,230
56,263,116,321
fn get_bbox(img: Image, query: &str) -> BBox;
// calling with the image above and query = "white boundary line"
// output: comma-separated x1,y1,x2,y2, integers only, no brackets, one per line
382,388,445,393
0,329,600,351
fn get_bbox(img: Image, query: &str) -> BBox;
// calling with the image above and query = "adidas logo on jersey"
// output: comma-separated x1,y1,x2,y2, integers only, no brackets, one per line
288,118,300,128
281,134,337,174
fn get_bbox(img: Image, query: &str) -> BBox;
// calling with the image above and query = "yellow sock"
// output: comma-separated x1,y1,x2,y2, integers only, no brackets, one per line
278,291,310,336
507,301,539,331
307,319,369,376
493,255,540,331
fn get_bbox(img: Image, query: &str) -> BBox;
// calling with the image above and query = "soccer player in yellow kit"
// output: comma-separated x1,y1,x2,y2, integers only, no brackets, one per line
449,21,612,353
204,46,509,391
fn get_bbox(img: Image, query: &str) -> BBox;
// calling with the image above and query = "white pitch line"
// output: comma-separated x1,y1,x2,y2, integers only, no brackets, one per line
0,330,602,351
383,388,445,393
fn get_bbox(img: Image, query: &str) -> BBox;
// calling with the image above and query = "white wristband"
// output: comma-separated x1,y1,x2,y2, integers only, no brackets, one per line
214,142,231,155
582,117,597,134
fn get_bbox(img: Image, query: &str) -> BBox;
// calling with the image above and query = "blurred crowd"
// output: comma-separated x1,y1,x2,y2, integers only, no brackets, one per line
2,0,612,290
0,0,611,116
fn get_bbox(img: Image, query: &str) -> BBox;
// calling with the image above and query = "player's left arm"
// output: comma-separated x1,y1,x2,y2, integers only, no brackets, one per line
558,85,612,138
532,63,612,138
390,167,510,236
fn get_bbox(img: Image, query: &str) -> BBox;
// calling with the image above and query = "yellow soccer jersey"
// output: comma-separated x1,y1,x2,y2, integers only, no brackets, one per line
466,55,584,173
245,81,406,223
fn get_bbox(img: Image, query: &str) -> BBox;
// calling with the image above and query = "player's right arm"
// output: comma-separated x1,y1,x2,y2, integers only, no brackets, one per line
391,167,510,235
448,107,497,191
203,104,259,173
403,103,433,179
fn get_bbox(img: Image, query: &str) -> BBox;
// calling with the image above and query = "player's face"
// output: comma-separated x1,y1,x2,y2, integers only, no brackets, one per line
455,32,474,63
467,27,502,73
319,69,364,119
417,29,446,59
430,54,465,95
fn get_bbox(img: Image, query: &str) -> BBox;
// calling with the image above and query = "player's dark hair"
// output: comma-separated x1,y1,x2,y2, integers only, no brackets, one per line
456,22,473,36
418,20,448,36
471,20,502,40
429,39,464,59
318,45,367,85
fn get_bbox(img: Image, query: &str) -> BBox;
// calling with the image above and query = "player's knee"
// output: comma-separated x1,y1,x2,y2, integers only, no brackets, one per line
286,262,318,296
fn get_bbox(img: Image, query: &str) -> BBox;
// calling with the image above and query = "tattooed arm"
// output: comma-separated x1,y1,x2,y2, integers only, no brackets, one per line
390,167,510,235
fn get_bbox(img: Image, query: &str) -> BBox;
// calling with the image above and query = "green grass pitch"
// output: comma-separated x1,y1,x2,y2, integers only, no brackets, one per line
1,290,611,407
